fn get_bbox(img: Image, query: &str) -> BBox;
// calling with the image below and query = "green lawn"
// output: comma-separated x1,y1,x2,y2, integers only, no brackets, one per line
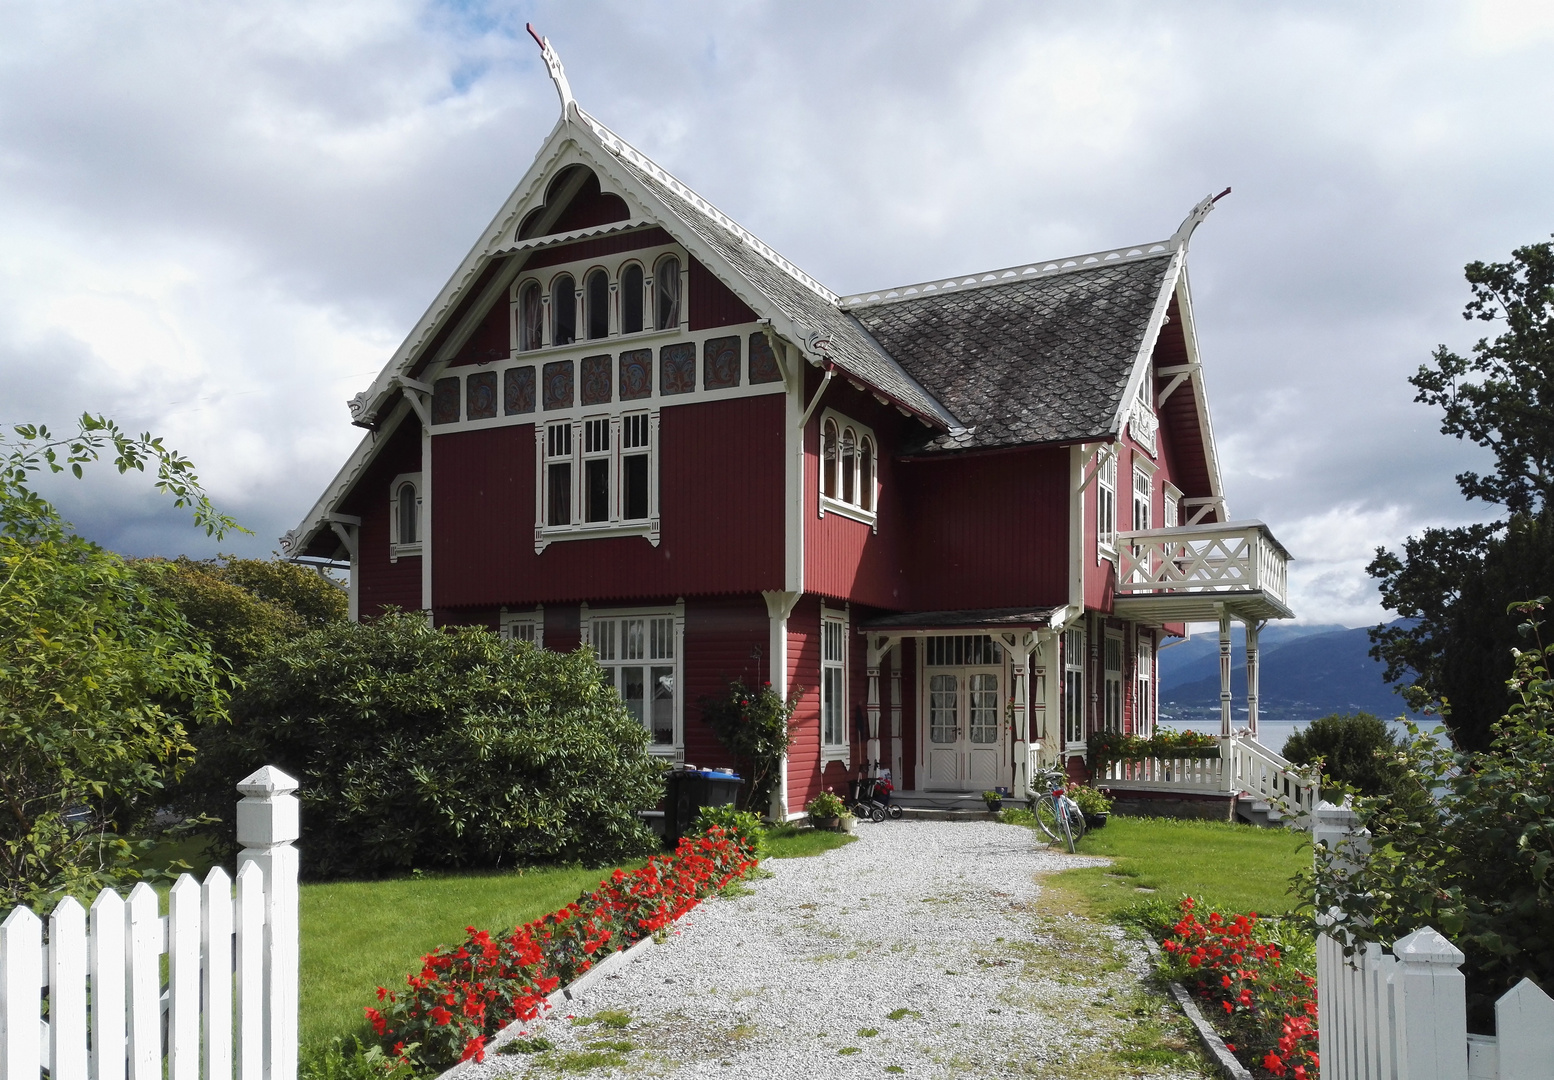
1038,816,1309,919
298,864,637,1050
763,823,856,859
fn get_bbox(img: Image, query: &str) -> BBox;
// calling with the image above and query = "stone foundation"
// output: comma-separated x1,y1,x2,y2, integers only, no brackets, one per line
1106,788,1237,822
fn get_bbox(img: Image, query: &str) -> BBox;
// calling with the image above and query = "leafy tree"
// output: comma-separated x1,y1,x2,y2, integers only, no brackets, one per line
1309,601,1554,1029
1,415,238,912
136,555,345,677
1280,711,1405,799
177,612,663,879
1370,239,1554,750
697,680,801,814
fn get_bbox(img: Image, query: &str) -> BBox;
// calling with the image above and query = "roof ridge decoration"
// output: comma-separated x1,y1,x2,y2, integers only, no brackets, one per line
527,24,576,116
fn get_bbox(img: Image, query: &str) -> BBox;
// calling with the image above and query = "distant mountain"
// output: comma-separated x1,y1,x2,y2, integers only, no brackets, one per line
1158,622,1419,726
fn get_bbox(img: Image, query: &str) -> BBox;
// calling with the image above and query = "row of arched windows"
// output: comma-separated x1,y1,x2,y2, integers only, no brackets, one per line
821,415,876,515
516,255,682,351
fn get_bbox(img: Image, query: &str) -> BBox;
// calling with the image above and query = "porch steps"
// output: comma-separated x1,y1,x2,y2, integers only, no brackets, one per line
891,790,1000,821
1234,794,1290,829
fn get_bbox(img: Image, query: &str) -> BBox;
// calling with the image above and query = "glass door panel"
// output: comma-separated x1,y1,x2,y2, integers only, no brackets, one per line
968,673,999,744
929,674,959,743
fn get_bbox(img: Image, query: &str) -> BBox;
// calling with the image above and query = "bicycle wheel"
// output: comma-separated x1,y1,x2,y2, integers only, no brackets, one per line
1032,795,1063,841
1058,803,1076,853
852,801,872,820
1065,802,1087,844
887,804,903,820
869,805,886,823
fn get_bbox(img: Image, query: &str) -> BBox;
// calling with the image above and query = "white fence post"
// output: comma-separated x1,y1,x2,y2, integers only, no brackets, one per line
1496,977,1554,1080
88,888,126,1080
1394,927,1468,1080
237,766,300,1080
49,895,89,1080
0,904,43,1080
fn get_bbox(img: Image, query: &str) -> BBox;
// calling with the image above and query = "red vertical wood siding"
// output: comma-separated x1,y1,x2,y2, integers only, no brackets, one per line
546,173,631,234
339,419,423,618
900,639,919,790
682,596,771,773
543,603,581,653
689,256,758,331
784,596,823,813
521,228,674,272
899,445,1071,611
430,394,785,608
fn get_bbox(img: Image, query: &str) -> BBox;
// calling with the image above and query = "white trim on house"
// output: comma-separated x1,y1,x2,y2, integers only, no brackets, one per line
817,407,879,530
533,407,660,553
499,606,544,648
581,601,686,758
820,604,850,766
1063,626,1086,756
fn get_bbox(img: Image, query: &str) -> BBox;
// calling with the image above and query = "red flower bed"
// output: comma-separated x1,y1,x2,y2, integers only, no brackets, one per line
1157,897,1319,1080
366,826,758,1070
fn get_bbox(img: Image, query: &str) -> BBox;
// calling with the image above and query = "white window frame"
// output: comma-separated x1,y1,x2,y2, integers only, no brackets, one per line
499,607,544,648
1163,482,1182,530
508,243,688,355
389,472,423,562
817,408,878,529
1132,462,1153,533
583,602,685,758
1103,630,1124,734
1063,628,1086,751
535,409,660,552
821,606,850,765
1135,633,1154,737
1096,448,1117,556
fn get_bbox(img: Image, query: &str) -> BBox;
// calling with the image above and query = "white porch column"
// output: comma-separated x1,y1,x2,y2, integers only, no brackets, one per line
762,590,801,821
1006,632,1034,801
1245,618,1264,741
888,642,903,784
1217,604,1233,737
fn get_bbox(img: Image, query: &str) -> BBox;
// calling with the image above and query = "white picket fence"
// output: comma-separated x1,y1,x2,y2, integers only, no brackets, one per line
1313,803,1554,1080
0,766,299,1080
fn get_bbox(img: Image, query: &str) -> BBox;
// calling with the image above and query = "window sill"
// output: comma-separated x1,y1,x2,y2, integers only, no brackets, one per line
389,543,422,563
513,324,685,360
821,744,851,766
819,496,878,531
535,519,660,553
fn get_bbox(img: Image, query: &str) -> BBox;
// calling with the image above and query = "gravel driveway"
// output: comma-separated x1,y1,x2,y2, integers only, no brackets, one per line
464,820,1210,1079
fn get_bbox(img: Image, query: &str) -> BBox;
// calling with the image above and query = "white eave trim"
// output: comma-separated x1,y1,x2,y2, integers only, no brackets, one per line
1110,249,1186,437
282,399,415,559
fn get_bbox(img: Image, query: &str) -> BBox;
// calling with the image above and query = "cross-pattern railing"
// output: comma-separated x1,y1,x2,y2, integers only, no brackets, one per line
1116,520,1289,603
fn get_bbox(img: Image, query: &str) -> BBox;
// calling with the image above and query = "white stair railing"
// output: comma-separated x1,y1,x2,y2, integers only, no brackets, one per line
1225,732,1318,824
0,767,299,1080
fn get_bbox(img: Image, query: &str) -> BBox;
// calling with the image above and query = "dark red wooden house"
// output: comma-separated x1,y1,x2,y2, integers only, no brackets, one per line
285,35,1308,821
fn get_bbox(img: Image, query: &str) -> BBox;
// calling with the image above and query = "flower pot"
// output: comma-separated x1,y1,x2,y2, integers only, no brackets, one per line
984,799,1003,812
1085,812,1109,830
838,815,858,834
816,816,840,831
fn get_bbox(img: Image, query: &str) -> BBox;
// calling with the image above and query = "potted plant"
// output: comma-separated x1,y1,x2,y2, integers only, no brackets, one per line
837,810,858,834
1068,784,1113,829
982,790,1004,812
806,791,847,830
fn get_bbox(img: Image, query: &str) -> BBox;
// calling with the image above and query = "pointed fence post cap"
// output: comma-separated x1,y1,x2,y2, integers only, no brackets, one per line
1394,926,1465,965
237,765,299,797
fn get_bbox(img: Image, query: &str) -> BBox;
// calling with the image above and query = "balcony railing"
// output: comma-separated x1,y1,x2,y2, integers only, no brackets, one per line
1116,520,1290,605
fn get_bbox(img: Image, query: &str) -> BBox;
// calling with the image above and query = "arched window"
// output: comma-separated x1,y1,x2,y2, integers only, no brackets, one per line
841,428,856,504
621,263,644,334
654,256,681,330
822,419,839,499
859,437,874,512
585,269,609,340
552,274,576,346
518,282,542,351
396,482,418,545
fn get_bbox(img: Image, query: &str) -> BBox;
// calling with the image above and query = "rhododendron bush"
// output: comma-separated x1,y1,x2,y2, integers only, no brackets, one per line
1156,897,1319,1080
366,824,759,1070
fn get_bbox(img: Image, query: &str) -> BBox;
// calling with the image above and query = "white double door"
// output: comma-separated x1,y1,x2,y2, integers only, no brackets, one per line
924,666,1006,792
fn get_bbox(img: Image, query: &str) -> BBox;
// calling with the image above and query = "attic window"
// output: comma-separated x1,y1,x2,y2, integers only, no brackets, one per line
518,282,542,351
621,263,644,334
389,473,422,561
818,409,878,528
586,269,609,340
654,255,681,330
552,274,576,346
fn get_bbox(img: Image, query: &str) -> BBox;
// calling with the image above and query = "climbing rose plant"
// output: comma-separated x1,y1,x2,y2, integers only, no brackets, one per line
1156,897,1319,1080
366,824,759,1070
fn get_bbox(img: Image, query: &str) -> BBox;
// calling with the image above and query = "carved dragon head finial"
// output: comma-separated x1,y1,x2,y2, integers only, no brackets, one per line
1171,187,1231,252
527,24,576,119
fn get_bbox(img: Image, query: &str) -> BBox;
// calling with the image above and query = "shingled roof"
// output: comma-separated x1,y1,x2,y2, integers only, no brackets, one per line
850,253,1175,453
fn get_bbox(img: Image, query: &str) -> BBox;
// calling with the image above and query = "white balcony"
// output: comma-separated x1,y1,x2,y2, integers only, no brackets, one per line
1112,519,1292,623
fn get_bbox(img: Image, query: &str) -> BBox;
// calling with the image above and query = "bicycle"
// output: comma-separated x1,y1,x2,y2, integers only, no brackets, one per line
1028,767,1086,853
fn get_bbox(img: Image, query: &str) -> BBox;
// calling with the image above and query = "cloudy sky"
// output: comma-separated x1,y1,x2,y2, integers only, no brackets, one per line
3,0,1551,627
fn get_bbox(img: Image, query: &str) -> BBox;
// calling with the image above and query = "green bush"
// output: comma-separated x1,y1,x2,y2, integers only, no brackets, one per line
1068,784,1113,816
1281,711,1406,798
176,613,662,879
697,679,801,813
689,804,766,863
1087,728,1220,770
805,791,847,825
1309,603,1554,1027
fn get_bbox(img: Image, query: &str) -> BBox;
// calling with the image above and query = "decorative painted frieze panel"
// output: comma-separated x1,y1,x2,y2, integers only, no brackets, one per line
432,377,460,424
660,342,695,395
580,354,612,405
619,349,652,400
466,370,497,420
702,335,740,390
505,366,536,414
543,360,575,410
748,332,782,384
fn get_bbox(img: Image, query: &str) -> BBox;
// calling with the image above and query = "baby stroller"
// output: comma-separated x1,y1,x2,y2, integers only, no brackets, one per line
850,764,903,822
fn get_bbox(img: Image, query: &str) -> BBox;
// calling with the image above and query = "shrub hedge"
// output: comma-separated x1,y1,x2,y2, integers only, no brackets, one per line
176,612,663,878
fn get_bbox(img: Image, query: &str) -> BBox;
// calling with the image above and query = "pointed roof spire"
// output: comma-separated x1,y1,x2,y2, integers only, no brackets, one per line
527,24,575,119
1171,186,1232,251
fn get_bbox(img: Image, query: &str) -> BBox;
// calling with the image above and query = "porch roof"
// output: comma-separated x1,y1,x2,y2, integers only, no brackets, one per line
858,606,1060,634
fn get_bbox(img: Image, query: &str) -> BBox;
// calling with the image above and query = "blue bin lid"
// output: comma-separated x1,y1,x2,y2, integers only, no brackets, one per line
700,769,741,780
